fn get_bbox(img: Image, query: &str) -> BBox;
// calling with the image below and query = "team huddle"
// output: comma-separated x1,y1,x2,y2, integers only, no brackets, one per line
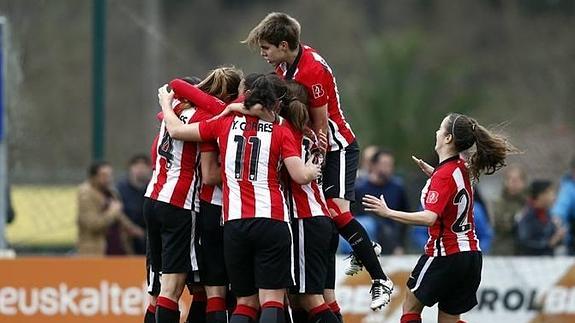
141,12,515,323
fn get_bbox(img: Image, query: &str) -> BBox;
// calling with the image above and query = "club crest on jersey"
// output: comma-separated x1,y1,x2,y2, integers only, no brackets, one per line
426,191,439,204
312,84,325,99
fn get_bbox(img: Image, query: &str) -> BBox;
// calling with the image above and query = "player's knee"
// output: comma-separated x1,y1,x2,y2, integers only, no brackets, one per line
205,285,227,298
236,294,259,309
258,289,285,304
298,294,325,311
323,289,336,303
326,198,349,214
159,273,187,300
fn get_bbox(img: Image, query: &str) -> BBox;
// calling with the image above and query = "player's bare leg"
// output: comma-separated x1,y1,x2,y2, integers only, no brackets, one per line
157,273,187,323
327,197,393,310
231,294,259,323
205,286,228,323
401,290,424,323
259,289,286,323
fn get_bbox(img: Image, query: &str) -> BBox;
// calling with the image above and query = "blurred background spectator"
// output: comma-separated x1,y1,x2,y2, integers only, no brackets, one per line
517,180,566,256
551,157,575,254
76,161,143,256
357,145,379,182
352,149,410,255
473,187,494,253
491,164,528,255
116,154,152,255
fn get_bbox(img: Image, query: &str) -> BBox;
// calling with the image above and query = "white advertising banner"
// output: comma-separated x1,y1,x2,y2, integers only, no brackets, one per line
335,255,575,323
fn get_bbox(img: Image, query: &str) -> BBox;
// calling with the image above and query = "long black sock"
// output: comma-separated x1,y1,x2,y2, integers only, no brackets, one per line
230,305,257,323
187,299,207,323
339,218,387,280
156,297,180,323
144,305,156,323
260,302,285,323
310,304,340,323
207,297,228,323
291,308,307,323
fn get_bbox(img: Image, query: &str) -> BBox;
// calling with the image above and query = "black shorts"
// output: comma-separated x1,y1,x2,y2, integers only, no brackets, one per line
407,251,483,315
146,253,161,296
143,197,194,274
323,140,359,201
290,217,337,295
197,200,227,286
223,218,294,297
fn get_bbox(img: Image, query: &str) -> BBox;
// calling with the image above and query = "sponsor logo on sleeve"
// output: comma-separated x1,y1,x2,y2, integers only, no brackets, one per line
426,191,439,204
312,84,325,99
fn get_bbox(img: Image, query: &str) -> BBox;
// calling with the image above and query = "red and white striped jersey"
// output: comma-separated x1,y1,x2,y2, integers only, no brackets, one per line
276,45,355,151
145,100,202,211
199,141,223,206
283,122,330,219
420,156,480,256
199,114,300,222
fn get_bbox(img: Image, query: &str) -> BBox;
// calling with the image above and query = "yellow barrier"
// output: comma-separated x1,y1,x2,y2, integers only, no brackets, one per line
6,185,77,246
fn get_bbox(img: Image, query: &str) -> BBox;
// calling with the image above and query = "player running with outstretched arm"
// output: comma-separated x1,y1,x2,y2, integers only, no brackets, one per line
243,12,393,310
363,113,516,323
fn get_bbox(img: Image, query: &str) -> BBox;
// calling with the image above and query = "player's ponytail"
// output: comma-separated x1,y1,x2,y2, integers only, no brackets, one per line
197,66,243,103
280,80,309,133
447,113,516,181
244,74,287,112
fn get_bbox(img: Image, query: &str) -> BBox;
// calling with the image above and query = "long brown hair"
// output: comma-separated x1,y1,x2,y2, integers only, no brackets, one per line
280,80,309,133
446,113,517,181
197,66,243,103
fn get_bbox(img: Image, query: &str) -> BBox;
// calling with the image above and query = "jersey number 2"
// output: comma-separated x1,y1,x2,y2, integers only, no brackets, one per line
234,135,261,181
451,188,471,233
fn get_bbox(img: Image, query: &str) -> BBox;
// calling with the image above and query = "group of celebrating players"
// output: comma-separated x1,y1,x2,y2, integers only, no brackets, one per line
141,12,515,323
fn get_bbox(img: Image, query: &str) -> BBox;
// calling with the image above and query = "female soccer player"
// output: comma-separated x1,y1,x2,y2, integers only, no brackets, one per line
362,113,515,323
169,72,263,323
158,74,322,323
279,81,341,323
144,67,241,323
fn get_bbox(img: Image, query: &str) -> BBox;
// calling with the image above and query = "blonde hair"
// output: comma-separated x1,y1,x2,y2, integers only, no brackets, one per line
242,12,301,50
197,66,243,103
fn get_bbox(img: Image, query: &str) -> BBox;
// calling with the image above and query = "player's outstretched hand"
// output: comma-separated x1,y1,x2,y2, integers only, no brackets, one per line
412,155,434,177
158,84,175,109
363,194,390,217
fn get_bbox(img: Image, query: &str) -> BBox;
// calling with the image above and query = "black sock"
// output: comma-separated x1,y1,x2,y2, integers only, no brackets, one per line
259,307,284,323
230,305,257,323
187,300,207,323
310,307,340,323
207,311,228,323
144,307,156,323
291,308,307,323
334,312,343,322
339,218,387,280
156,307,180,323
156,297,180,323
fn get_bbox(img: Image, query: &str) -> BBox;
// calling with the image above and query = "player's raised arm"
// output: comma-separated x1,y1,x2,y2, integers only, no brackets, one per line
158,85,202,141
362,194,438,226
170,78,227,115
